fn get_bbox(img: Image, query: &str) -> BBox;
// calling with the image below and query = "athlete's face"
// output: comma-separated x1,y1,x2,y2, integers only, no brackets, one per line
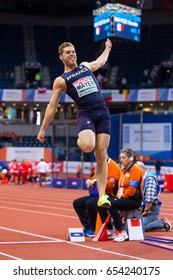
60,46,77,67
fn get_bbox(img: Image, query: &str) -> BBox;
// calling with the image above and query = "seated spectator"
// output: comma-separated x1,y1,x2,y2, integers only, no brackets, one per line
4,69,14,79
33,71,41,88
136,161,172,232
142,68,150,84
73,156,122,237
25,80,32,89
116,72,128,89
96,72,107,89
99,148,143,242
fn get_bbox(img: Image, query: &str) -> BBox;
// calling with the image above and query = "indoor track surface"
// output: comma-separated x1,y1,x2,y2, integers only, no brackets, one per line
0,184,173,260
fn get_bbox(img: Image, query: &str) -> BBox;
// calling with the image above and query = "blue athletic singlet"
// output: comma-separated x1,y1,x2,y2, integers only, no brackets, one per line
61,65,106,109
61,65,111,134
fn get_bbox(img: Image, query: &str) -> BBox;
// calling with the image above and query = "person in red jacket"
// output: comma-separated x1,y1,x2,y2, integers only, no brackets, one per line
19,160,33,184
8,159,19,184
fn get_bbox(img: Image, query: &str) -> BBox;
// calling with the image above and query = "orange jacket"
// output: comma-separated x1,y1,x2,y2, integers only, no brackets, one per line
91,158,122,197
118,164,143,199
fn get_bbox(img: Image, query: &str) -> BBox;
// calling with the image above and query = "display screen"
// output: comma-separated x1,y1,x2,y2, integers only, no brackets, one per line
94,10,141,42
94,11,112,42
114,11,141,42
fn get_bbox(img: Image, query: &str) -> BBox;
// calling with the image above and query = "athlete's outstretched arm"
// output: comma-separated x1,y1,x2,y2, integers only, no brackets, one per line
82,38,112,72
37,77,65,142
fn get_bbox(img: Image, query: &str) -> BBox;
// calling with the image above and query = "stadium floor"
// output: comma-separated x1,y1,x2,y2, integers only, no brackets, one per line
0,183,173,260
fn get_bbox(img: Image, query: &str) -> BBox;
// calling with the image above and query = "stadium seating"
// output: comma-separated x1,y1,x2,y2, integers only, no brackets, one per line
0,23,173,89
0,24,24,89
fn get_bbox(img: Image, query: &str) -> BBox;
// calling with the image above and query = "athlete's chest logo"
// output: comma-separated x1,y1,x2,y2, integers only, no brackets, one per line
73,76,97,97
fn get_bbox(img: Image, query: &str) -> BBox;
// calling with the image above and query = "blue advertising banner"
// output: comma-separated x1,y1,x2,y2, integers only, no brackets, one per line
122,122,172,159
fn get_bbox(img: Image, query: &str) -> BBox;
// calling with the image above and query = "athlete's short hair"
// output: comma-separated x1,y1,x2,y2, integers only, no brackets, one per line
58,42,75,55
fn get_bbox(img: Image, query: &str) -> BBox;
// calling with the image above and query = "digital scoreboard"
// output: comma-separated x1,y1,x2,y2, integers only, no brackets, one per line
93,3,142,42
94,11,113,41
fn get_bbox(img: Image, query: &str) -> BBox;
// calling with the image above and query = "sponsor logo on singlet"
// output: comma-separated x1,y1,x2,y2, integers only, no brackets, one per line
73,76,98,97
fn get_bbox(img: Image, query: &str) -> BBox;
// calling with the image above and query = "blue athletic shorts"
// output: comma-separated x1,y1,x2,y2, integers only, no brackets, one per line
77,106,111,135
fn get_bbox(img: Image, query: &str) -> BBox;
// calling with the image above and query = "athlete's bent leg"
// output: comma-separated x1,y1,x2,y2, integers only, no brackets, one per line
77,129,96,153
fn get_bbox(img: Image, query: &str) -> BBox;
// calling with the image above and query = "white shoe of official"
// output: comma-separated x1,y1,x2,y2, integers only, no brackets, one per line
113,230,128,242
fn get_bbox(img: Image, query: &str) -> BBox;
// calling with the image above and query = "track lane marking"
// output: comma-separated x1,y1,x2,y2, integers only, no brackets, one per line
0,206,77,219
0,226,146,260
0,252,23,260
